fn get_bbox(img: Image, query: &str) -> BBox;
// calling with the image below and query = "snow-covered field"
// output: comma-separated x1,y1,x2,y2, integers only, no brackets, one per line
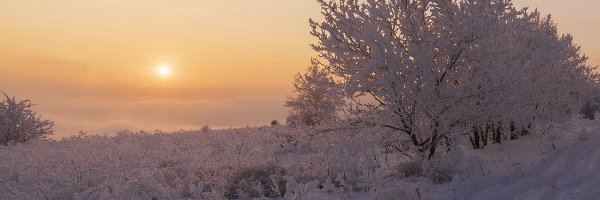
440,121,600,200
0,121,599,199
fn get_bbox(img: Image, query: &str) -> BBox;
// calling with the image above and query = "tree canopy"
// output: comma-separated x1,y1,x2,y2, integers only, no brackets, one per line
308,0,598,159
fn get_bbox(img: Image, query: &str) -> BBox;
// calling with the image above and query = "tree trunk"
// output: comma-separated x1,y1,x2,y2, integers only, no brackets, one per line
482,124,489,147
494,123,502,144
428,121,440,160
510,121,517,140
470,125,481,149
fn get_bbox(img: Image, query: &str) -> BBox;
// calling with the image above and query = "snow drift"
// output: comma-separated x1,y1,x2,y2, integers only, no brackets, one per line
442,125,600,200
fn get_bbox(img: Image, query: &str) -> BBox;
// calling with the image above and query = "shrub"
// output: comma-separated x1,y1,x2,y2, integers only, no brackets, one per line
225,164,287,199
581,101,600,120
398,161,423,178
397,160,453,184
0,92,54,145
201,125,211,133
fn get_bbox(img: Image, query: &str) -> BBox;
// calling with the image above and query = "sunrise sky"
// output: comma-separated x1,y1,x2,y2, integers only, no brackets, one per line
1,0,599,138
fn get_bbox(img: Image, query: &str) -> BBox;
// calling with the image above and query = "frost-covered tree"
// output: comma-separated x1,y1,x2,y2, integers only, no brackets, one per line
0,93,54,145
286,59,344,126
310,0,598,159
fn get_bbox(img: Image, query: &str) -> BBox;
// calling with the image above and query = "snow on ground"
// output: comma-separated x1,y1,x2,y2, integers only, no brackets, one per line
1,121,600,199
440,120,600,200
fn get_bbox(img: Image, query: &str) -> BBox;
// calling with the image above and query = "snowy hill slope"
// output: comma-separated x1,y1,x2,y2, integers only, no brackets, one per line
442,125,600,200
1,123,600,199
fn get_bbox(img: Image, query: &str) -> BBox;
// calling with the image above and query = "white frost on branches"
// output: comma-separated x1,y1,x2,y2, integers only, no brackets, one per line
0,93,54,145
309,0,599,159
286,59,345,126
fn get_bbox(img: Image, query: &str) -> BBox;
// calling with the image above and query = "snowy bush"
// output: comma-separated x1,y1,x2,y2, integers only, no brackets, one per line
0,92,53,145
201,125,211,133
3,121,595,199
224,164,287,199
284,177,352,200
398,161,422,178
271,120,280,127
396,157,454,184
2,126,390,199
580,98,600,120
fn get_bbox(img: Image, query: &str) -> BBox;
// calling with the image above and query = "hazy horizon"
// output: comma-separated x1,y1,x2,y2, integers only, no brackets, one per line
1,0,599,139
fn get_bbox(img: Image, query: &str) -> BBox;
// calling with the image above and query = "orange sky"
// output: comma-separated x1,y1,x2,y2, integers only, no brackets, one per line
1,0,598,138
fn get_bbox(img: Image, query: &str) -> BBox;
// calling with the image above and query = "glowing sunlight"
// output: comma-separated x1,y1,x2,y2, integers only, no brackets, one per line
158,65,171,77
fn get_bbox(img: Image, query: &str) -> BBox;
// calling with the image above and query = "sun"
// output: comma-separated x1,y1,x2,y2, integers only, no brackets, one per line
158,65,171,76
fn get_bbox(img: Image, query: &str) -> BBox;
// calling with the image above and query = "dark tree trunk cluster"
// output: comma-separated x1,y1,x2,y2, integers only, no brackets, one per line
469,121,531,149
